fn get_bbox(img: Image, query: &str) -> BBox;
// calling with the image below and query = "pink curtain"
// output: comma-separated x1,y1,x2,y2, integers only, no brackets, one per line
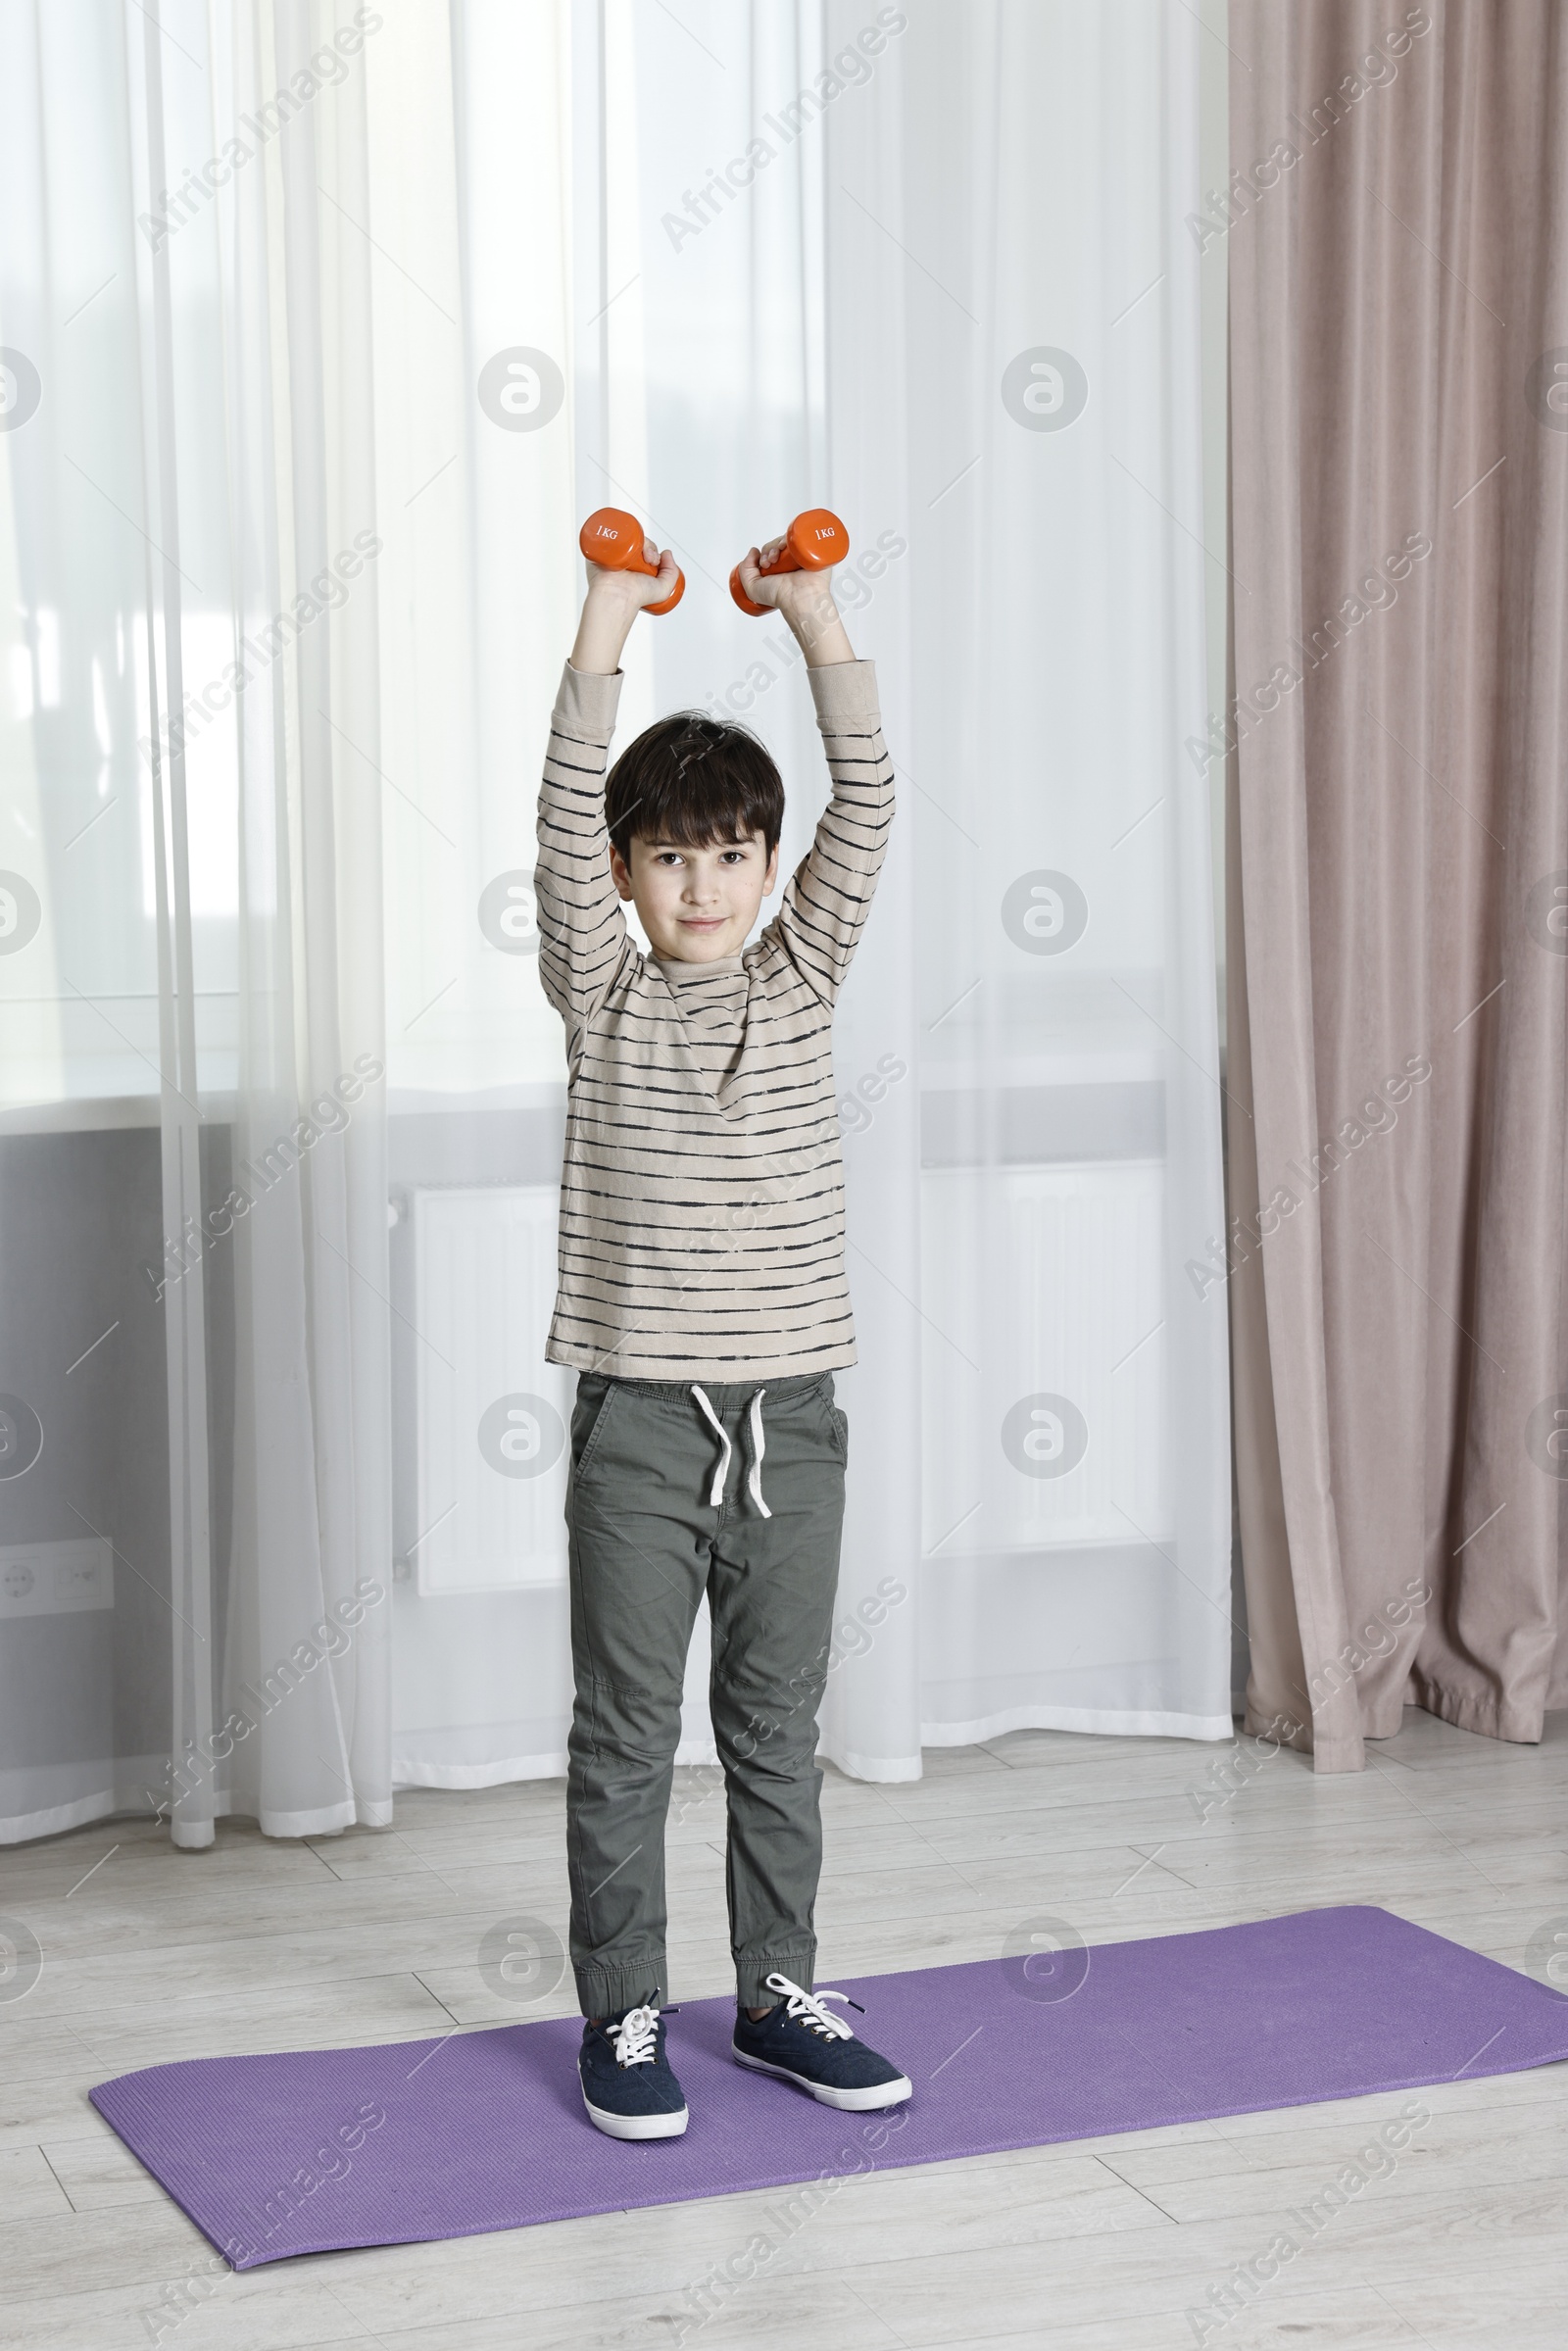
1225,0,1568,1770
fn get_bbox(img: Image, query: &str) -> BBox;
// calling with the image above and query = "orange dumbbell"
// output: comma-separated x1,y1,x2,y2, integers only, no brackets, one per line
729,508,850,614
578,508,685,614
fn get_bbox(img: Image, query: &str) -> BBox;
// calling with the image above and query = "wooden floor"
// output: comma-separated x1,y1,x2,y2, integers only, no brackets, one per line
3,1707,1566,2349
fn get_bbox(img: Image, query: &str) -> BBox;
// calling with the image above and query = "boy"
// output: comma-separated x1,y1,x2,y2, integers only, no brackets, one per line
535,524,909,2140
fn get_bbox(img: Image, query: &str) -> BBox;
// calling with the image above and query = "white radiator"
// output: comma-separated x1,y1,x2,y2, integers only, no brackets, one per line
920,1161,1169,1555
411,1186,572,1594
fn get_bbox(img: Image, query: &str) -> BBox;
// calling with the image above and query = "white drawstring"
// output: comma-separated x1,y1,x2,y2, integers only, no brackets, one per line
747,1389,771,1519
691,1385,771,1517
761,1971,857,2039
690,1386,731,1507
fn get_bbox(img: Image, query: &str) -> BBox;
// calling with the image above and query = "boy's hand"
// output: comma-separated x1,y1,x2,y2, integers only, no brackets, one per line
735,539,856,666
569,537,681,675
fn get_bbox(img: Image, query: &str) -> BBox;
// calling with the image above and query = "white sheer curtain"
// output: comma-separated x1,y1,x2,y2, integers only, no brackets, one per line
0,0,1229,1850
385,0,1233,1788
0,0,391,1845
822,0,1232,1764
845,3,1233,1755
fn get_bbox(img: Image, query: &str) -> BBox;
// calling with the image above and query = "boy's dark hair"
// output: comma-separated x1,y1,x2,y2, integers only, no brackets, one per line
604,710,784,866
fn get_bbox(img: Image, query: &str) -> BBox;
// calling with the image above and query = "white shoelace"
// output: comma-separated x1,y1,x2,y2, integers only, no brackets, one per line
611,2001,662,2068
691,1385,772,1519
762,1970,857,2040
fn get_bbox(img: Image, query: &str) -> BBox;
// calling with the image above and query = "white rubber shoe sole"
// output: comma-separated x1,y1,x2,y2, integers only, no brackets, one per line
580,2082,689,2139
732,2046,913,2111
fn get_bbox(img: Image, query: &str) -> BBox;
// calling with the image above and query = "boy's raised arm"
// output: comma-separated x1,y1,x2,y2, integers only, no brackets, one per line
534,539,680,1035
781,657,895,1004
734,542,896,1005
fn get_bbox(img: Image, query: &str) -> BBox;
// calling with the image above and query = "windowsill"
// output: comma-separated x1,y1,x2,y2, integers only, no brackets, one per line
0,1094,172,1137
0,1084,571,1139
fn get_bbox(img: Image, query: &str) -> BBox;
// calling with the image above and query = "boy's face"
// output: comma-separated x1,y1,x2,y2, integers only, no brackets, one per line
610,832,779,962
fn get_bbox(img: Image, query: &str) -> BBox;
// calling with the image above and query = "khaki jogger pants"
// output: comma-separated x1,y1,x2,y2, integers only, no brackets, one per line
564,1369,848,2016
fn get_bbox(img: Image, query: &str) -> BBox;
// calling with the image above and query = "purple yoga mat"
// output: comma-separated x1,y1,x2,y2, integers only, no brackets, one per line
90,1906,1568,2268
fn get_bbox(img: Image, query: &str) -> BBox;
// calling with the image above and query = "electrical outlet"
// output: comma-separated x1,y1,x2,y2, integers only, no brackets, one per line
0,1539,115,1617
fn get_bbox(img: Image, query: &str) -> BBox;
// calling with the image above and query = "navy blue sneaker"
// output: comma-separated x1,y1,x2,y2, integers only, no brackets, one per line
578,1997,688,2140
732,1972,912,2111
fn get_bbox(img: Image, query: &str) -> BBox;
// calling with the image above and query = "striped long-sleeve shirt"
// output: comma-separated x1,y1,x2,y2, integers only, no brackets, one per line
535,656,895,1379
